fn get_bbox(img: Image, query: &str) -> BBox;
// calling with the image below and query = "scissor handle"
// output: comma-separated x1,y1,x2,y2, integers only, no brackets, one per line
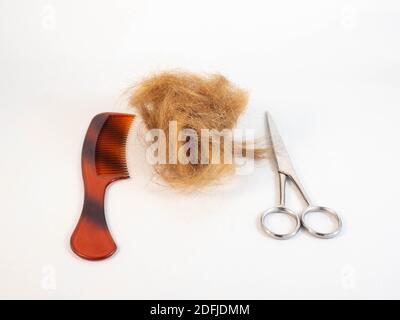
301,206,342,239
260,206,301,240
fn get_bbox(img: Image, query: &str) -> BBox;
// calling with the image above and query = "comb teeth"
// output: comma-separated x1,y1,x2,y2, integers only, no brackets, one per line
95,115,133,176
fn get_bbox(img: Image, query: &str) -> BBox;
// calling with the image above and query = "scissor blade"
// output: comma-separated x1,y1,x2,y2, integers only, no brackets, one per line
265,112,297,178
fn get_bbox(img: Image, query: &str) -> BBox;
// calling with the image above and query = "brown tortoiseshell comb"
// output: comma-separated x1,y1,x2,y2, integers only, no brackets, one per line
71,113,134,261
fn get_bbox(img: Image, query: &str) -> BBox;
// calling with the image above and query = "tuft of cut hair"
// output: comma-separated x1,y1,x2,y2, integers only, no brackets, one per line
128,71,268,189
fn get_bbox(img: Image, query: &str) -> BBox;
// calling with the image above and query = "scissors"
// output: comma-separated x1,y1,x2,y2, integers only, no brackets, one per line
260,112,342,240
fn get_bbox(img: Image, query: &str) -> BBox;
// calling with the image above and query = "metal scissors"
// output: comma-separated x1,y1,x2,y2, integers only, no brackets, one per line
260,112,342,240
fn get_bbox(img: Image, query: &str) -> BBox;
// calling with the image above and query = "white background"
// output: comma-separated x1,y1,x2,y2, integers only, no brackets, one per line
1,0,399,300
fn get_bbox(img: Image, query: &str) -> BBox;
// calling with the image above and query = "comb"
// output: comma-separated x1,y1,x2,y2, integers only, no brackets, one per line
70,113,135,261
